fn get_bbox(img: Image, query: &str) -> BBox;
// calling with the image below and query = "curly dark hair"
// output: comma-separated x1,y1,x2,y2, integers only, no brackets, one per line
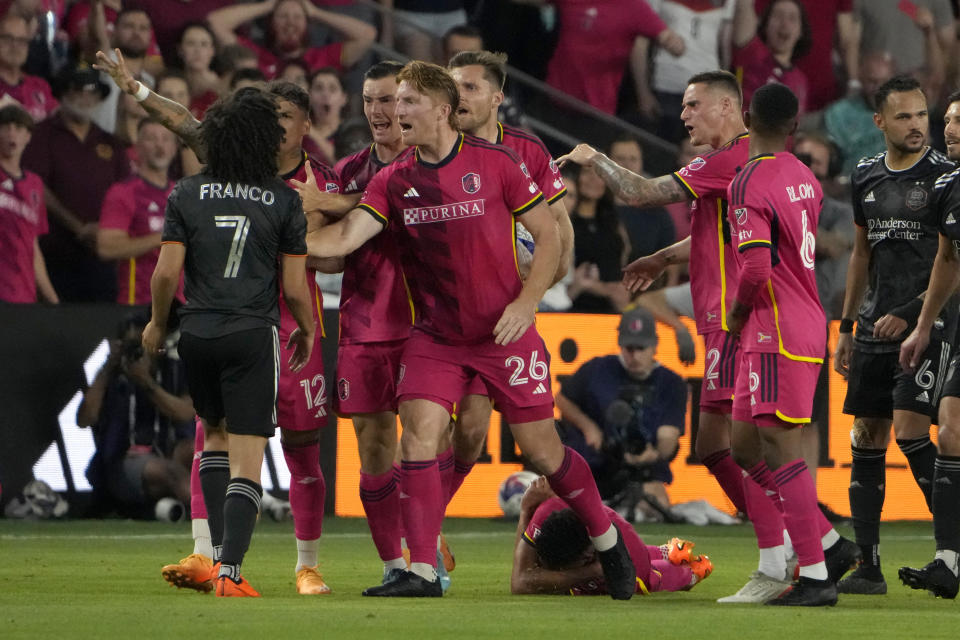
200,88,282,183
535,509,591,570
758,0,812,64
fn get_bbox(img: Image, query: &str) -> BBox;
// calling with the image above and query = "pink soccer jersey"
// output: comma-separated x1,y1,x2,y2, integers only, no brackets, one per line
672,133,750,335
497,122,566,205
0,168,46,303
99,175,175,305
0,75,58,123
358,134,543,343
727,152,826,359
335,145,414,345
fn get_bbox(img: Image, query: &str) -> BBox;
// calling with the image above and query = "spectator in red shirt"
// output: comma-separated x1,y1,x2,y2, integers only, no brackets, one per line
304,66,345,165
0,104,57,304
174,23,221,120
66,0,165,75
97,118,179,305
132,0,232,65
207,0,376,80
731,0,811,114
23,63,129,302
155,72,202,177
0,13,57,123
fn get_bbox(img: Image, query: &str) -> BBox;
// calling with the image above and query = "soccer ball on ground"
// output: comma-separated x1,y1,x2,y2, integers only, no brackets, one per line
498,470,540,518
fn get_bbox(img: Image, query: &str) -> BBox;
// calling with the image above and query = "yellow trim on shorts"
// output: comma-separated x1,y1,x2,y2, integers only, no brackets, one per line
766,281,824,364
775,410,812,424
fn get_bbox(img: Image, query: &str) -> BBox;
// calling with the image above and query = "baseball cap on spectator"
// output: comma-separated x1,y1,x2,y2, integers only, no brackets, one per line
0,104,34,130
618,306,658,348
53,63,110,100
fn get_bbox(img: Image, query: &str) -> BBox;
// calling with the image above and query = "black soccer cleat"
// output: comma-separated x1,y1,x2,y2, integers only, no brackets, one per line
362,570,442,597
825,536,862,584
836,565,887,595
765,577,838,607
597,530,636,600
898,559,960,599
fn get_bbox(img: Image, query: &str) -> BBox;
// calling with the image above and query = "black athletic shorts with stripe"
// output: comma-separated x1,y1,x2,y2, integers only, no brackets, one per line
179,327,280,437
842,339,950,422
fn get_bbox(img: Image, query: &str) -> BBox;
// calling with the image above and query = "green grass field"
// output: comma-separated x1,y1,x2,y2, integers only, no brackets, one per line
1,517,958,639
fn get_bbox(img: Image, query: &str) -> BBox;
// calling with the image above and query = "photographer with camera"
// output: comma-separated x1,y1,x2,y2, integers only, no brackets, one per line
556,307,686,521
77,309,196,518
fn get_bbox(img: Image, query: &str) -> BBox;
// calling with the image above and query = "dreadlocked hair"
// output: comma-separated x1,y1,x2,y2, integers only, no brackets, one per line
201,87,282,184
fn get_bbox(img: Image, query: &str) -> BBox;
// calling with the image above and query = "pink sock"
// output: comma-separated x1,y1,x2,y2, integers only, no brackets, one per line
773,459,825,567
445,456,475,505
437,446,454,504
647,560,694,592
393,463,406,540
749,461,785,514
701,448,747,513
359,469,402,561
400,459,444,567
283,441,325,540
546,447,611,538
744,462,786,549
190,421,206,519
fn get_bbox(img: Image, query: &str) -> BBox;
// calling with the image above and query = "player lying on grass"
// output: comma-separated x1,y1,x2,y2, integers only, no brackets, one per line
512,477,712,595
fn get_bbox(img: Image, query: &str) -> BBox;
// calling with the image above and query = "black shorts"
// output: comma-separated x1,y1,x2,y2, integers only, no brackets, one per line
179,327,279,437
843,340,951,421
940,353,960,401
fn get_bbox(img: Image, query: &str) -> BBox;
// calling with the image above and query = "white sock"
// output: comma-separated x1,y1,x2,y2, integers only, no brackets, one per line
384,558,407,573
192,518,213,558
935,549,960,577
296,537,319,573
821,528,840,550
260,491,280,511
409,562,437,581
782,529,794,557
590,524,618,552
758,545,786,580
799,561,828,581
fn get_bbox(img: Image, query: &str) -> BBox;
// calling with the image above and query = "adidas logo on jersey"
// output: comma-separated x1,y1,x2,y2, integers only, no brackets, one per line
864,191,876,203
948,212,957,225
916,390,930,403
403,187,420,198
532,382,547,395
346,179,358,191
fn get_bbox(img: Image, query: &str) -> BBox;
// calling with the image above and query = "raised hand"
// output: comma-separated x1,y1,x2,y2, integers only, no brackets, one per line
93,48,139,94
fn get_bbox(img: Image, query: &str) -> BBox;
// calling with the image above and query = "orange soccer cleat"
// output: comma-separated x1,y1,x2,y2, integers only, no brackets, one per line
215,575,261,597
665,538,696,566
296,566,332,595
161,554,216,593
687,554,714,586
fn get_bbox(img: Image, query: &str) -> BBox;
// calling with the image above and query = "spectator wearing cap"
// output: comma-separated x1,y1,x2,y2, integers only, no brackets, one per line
0,104,57,304
0,12,57,123
556,306,687,519
23,63,129,302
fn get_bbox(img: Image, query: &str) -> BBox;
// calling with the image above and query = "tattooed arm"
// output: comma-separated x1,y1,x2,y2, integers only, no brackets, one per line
556,144,689,207
95,48,207,163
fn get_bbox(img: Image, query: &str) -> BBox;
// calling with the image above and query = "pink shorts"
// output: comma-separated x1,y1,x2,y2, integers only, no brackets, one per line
334,339,407,416
397,328,554,423
732,351,822,427
700,330,739,414
276,337,328,431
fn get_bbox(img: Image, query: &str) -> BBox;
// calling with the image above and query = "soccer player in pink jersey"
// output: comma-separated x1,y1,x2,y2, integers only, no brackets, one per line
97,119,179,305
95,49,342,596
725,82,835,606
512,477,712,596
0,104,57,305
558,70,858,602
306,61,635,599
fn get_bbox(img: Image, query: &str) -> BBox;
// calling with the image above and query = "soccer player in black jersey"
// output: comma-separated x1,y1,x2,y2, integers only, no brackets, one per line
834,76,956,595
143,88,317,597
899,90,960,599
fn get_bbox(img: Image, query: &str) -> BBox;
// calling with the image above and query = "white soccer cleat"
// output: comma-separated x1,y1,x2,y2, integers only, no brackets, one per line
717,571,791,603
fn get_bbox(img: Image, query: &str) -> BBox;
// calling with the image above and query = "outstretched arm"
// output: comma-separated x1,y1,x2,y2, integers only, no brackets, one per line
306,207,384,259
557,145,689,207
95,49,206,162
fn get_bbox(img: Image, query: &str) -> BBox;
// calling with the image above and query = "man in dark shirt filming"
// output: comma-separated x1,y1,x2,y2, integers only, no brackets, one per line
142,87,317,598
557,306,686,520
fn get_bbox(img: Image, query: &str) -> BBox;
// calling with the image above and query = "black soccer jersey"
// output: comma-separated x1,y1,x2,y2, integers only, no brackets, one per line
162,173,307,338
851,148,956,352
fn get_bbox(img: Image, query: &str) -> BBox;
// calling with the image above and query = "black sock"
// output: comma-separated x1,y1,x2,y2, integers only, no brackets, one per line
220,477,263,578
198,451,230,563
934,455,960,553
897,436,937,512
850,446,885,569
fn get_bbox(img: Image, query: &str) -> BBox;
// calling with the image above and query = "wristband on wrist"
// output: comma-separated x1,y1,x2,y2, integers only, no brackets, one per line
839,318,855,333
133,81,150,102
